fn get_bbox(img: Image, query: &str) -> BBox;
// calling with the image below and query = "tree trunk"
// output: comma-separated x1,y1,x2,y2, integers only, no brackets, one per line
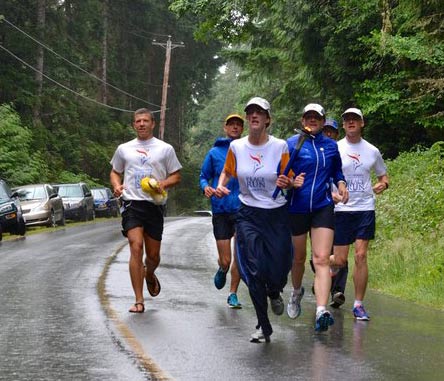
101,0,108,104
380,0,394,50
33,0,46,125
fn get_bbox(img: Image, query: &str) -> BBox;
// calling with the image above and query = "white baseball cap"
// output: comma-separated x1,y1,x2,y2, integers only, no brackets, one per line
244,97,271,116
342,107,364,120
303,103,325,117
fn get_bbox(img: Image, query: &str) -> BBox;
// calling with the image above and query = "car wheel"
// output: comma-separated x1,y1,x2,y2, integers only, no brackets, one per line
0,225,3,241
47,210,56,228
81,208,88,221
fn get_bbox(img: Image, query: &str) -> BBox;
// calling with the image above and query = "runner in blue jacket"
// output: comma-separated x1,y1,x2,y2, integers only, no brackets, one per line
285,103,348,332
199,113,244,308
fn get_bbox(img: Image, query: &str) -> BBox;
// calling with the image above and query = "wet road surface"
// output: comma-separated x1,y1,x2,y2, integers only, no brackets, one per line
107,217,444,381
0,221,146,381
0,218,443,380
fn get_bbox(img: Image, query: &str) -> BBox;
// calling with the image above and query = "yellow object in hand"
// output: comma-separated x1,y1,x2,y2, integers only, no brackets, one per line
140,177,167,204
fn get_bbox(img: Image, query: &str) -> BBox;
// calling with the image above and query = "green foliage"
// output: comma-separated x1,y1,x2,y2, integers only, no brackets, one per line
0,104,48,186
0,1,221,188
170,0,444,159
370,142,444,308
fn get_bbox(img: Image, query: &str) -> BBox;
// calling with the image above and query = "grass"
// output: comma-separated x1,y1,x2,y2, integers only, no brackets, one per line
367,142,444,310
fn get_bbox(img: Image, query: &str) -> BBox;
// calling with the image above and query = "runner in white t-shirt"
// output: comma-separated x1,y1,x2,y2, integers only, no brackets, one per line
330,107,389,321
110,108,182,314
216,97,304,343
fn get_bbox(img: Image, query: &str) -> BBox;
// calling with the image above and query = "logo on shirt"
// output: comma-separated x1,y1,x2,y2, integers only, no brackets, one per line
249,153,264,174
136,149,150,166
347,152,363,171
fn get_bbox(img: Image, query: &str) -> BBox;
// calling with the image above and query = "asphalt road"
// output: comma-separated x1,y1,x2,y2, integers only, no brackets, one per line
0,218,443,380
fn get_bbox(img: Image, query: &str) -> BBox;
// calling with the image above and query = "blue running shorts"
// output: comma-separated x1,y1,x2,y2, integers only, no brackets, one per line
334,211,375,245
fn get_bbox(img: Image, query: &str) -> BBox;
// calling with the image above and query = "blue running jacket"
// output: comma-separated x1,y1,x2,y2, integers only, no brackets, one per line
199,138,240,214
287,133,345,213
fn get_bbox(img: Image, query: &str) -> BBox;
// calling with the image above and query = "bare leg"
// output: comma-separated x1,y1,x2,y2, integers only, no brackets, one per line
290,233,308,289
216,239,231,272
353,239,370,301
127,227,145,304
311,227,334,307
330,244,350,268
144,232,161,282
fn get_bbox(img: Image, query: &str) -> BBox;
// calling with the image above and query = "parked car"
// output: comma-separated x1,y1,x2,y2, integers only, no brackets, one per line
14,184,65,227
53,183,95,221
0,179,26,241
91,187,119,218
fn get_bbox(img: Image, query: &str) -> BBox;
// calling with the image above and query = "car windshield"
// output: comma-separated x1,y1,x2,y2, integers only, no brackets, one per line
57,186,83,198
0,186,10,200
18,186,46,201
92,189,107,199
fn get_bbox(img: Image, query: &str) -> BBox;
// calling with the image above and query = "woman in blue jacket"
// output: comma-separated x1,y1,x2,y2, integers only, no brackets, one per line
199,114,244,308
286,104,349,332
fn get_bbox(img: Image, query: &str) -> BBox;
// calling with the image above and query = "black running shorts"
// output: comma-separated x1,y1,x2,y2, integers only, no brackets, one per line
121,199,164,241
212,212,237,240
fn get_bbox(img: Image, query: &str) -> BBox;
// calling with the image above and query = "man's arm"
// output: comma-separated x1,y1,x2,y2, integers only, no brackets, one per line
373,174,389,194
158,170,181,192
110,169,124,197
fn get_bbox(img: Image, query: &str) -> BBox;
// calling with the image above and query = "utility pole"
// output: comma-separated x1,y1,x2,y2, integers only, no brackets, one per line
152,36,184,140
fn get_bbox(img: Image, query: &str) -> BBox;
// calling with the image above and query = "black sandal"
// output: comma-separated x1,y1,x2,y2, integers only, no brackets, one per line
129,302,145,313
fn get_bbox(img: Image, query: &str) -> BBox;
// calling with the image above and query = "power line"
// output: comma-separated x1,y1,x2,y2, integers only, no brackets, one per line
2,17,161,108
0,43,161,114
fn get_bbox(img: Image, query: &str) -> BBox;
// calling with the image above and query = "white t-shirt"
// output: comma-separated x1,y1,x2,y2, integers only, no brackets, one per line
224,135,289,209
335,137,386,212
110,137,182,203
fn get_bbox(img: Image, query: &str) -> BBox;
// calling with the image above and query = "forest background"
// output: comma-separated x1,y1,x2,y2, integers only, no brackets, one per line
0,1,443,308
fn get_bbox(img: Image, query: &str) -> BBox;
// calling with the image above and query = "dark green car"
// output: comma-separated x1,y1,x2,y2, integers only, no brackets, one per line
0,179,26,241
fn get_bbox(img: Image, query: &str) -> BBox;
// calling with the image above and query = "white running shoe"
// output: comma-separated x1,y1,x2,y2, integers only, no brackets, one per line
287,287,304,319
250,328,270,343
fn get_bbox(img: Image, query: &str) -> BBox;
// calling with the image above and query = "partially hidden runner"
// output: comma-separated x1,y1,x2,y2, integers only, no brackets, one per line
199,113,244,308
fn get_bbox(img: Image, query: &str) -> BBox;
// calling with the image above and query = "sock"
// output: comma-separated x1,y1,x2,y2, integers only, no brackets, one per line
354,300,363,308
316,306,326,314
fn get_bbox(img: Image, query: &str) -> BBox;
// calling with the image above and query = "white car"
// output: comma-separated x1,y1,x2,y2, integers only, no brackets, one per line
15,184,65,227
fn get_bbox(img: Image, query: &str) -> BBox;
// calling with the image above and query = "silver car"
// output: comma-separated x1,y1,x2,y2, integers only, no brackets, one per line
15,184,65,227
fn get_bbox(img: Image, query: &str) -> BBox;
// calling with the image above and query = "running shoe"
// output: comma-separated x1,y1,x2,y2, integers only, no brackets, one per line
227,293,242,309
315,309,335,332
330,292,345,309
214,267,227,290
287,287,304,319
353,305,370,321
270,294,284,316
250,328,270,343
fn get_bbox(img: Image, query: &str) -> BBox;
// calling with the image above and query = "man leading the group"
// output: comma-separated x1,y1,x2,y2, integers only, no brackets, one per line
110,108,182,313
330,107,389,321
199,113,244,308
